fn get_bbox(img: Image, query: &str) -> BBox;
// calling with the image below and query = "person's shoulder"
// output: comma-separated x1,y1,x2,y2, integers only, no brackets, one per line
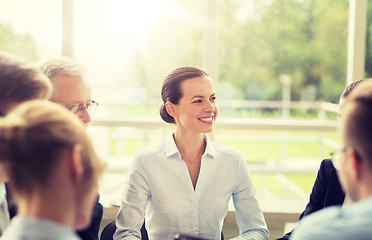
292,206,343,239
135,141,166,159
293,202,372,240
318,158,337,176
211,142,243,159
209,142,247,168
320,158,335,169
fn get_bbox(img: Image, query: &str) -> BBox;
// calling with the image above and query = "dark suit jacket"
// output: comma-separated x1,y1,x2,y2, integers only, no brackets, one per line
76,195,103,240
5,183,103,240
276,159,345,240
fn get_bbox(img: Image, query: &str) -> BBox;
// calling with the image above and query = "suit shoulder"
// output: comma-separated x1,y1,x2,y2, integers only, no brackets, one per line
293,206,343,239
319,159,336,176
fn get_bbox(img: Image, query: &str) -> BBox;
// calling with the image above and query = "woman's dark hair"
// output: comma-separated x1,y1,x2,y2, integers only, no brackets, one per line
0,52,51,103
159,67,209,124
342,79,365,98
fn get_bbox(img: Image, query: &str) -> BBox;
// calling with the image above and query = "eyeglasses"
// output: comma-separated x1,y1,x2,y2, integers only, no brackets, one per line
67,101,99,114
330,147,348,169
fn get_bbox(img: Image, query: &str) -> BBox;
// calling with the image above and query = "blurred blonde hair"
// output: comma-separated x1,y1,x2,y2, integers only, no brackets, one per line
0,100,104,195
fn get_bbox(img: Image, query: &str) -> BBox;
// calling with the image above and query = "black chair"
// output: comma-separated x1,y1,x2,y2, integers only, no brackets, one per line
100,221,148,240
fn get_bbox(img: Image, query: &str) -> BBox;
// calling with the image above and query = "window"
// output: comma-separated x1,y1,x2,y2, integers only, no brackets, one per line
0,0,365,215
0,0,62,61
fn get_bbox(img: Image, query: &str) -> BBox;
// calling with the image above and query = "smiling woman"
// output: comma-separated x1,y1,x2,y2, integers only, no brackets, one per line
164,70,218,135
114,66,269,240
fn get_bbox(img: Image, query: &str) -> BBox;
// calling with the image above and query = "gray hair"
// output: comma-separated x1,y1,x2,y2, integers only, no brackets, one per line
40,56,86,83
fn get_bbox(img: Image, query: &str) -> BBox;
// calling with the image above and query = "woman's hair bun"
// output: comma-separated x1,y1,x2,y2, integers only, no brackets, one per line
159,104,175,124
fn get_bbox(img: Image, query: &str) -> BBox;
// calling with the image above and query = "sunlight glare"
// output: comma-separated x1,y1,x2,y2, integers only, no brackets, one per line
102,0,176,42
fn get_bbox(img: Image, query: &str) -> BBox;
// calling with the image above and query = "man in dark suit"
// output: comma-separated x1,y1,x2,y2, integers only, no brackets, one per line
276,79,366,240
40,57,103,240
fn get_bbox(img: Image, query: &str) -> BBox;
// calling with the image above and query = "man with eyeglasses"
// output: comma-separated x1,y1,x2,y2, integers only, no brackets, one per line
291,80,372,240
40,57,103,240
41,57,98,125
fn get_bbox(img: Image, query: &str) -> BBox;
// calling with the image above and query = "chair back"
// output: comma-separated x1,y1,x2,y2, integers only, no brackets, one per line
100,221,148,240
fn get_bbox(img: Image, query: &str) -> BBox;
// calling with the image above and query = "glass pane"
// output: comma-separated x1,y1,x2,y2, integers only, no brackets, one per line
217,0,348,104
73,0,347,212
0,1,355,233
0,0,62,61
74,0,207,119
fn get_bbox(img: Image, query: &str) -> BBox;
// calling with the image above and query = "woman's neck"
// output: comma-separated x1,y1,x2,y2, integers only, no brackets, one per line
173,131,206,162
